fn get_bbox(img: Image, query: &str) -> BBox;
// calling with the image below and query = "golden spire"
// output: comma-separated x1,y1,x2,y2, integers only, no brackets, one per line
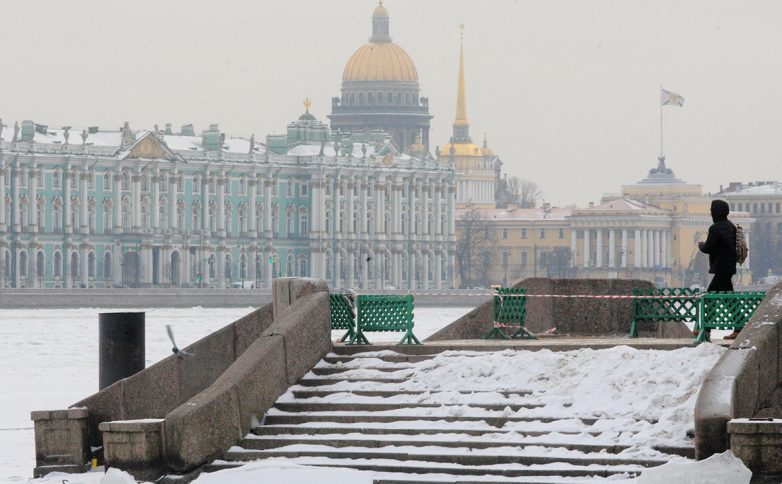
454,23,468,128
303,98,312,111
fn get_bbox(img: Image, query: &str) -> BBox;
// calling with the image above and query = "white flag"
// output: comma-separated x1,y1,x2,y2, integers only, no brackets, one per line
661,89,684,107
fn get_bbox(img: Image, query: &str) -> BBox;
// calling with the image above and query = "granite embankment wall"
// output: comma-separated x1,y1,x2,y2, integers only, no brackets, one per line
695,281,782,459
32,277,332,478
426,278,692,340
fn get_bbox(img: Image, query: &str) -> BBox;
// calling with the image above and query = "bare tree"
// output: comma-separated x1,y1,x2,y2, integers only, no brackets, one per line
456,208,496,288
518,179,543,208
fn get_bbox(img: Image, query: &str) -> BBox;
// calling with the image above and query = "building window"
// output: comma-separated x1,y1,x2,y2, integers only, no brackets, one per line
287,179,295,198
141,175,148,192
539,229,546,239
193,204,201,230
521,251,528,268
88,172,95,190
176,177,183,194
777,222,782,234
272,182,279,197
502,228,508,240
239,178,246,195
36,251,45,279
103,172,111,190
193,174,201,194
559,228,565,239
301,182,308,197
53,202,62,231
88,252,96,278
208,178,215,194
177,202,184,230
122,200,131,231
287,206,296,237
300,209,309,235
121,173,129,191
88,203,96,232
103,203,112,233
19,251,28,277
54,251,62,278
53,170,61,189
521,228,527,239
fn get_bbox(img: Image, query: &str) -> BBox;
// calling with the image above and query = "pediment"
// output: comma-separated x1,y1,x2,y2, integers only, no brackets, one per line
119,132,183,162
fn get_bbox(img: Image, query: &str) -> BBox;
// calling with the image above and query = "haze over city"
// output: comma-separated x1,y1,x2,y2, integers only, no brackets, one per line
1,0,780,206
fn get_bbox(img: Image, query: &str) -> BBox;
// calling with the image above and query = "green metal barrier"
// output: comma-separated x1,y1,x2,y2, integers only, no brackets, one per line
696,291,766,343
350,294,420,345
329,293,356,342
483,287,535,340
629,288,700,337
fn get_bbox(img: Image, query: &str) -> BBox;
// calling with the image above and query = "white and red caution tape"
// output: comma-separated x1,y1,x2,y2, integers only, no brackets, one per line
399,292,704,300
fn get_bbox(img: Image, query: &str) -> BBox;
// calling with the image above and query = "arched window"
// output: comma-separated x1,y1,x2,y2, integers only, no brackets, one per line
240,254,247,279
177,201,185,230
54,199,64,231
70,198,79,229
287,206,296,237
286,252,294,276
103,252,112,279
339,211,345,234
208,203,216,232
239,178,246,195
192,203,201,230
271,205,279,236
325,210,332,235
208,253,216,279
160,174,168,193
103,171,111,190
256,203,263,233
159,201,169,230
70,252,79,278
224,254,232,280
19,251,28,278
36,251,45,279
299,208,309,235
298,256,308,277
88,252,96,278
36,198,44,231
53,170,61,189
352,210,358,234
54,251,62,278
121,172,130,191
192,174,201,194
238,204,247,233
224,203,232,235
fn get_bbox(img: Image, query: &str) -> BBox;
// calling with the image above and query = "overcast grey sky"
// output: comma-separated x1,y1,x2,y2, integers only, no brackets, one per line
1,0,780,206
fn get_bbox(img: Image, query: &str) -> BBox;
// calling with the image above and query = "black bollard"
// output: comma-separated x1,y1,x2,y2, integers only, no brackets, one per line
99,312,145,390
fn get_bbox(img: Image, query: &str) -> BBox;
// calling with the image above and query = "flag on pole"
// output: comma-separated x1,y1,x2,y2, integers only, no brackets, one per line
661,89,684,107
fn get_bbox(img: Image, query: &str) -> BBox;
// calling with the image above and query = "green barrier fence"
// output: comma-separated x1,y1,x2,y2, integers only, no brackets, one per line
483,287,535,340
696,291,766,343
350,294,420,345
629,288,700,338
329,293,356,342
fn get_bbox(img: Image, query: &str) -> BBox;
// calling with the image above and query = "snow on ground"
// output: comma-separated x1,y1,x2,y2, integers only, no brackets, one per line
0,305,469,483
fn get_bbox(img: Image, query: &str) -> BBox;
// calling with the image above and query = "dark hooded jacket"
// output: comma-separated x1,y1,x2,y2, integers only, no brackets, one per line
699,200,737,275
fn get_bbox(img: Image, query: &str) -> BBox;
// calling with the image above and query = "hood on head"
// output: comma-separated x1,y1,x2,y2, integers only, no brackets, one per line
711,199,730,222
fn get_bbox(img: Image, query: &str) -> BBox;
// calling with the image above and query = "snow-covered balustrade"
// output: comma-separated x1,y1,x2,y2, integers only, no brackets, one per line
695,281,782,475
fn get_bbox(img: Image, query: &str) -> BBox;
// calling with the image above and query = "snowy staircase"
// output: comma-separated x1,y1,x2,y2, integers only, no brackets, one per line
203,348,695,483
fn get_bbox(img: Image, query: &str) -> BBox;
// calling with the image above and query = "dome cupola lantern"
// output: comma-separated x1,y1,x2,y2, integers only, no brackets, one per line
371,1,392,43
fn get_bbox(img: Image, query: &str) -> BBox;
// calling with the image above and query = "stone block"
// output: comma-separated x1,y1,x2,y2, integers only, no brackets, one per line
729,418,782,476
124,358,179,420
178,323,236,402
234,304,275,356
272,277,328,320
165,383,243,472
99,419,164,482
72,379,126,448
222,335,288,433
31,407,90,470
272,277,292,320
734,322,779,414
264,291,332,384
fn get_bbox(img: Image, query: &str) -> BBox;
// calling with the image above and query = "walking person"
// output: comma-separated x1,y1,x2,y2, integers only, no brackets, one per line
698,199,739,339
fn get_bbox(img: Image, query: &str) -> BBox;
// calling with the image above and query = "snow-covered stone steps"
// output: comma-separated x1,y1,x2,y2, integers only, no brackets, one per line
250,424,616,438
207,454,647,478
323,355,435,364
273,401,546,412
292,389,533,399
312,366,416,375
238,434,691,457
297,376,409,386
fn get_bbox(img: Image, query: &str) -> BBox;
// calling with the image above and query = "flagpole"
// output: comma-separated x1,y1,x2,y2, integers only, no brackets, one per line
659,85,664,160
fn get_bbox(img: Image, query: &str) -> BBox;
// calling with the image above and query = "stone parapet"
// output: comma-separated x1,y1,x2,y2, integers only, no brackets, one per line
99,419,164,482
728,418,782,477
31,408,91,477
695,282,782,465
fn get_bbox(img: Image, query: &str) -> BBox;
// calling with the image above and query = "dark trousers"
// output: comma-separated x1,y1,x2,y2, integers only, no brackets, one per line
707,273,734,292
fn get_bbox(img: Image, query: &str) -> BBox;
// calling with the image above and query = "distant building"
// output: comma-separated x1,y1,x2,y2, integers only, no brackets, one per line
0,107,456,290
328,3,433,154
718,181,782,282
456,158,753,288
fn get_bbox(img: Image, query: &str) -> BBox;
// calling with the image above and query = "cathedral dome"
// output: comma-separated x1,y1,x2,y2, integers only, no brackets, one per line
342,42,418,82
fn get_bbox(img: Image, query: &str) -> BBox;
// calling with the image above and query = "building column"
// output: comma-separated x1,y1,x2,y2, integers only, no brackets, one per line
64,171,72,234
29,167,38,232
168,174,177,231
608,229,616,268
0,167,6,229
143,245,153,285
131,174,141,230
408,250,416,289
217,177,225,235
647,230,654,268
392,181,402,236
392,251,401,288
263,179,273,236
361,248,369,289
653,230,661,268
113,173,121,233
595,229,603,268
570,230,578,268
661,230,668,269
434,186,443,238
583,229,590,268
81,246,88,287
634,229,642,268
265,250,273,288
421,252,429,290
435,251,443,290
248,179,257,235
334,250,341,289
359,180,368,236
375,180,385,236
152,173,160,231
348,250,356,288
80,173,89,234
421,184,429,237
621,229,628,268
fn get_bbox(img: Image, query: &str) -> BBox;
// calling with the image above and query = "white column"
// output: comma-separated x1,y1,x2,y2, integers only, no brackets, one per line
654,230,661,268
0,168,6,229
595,229,603,268
408,251,416,289
131,174,141,230
608,229,616,268
348,250,356,288
661,230,668,268
64,171,72,233
113,173,121,233
570,230,578,268
421,184,429,237
334,250,341,289
621,229,628,268
168,174,177,231
647,230,654,268
346,179,355,236
29,168,38,231
583,229,590,268
249,179,257,234
422,252,429,289
143,245,153,285
264,179,273,235
80,173,89,234
435,251,443,290
634,229,642,268
217,177,225,235
374,181,385,235
361,248,369,289
152,173,160,231
392,251,401,288
359,180,368,236
81,246,88,287
434,186,443,237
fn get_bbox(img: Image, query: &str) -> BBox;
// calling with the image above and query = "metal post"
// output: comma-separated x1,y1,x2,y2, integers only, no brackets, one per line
99,312,145,390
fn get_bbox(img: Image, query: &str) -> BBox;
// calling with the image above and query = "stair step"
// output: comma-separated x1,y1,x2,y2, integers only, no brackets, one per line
292,389,533,399
251,425,618,438
218,452,649,476
297,377,409,386
312,367,415,376
274,402,544,413
239,435,691,457
324,355,436,364
264,413,625,427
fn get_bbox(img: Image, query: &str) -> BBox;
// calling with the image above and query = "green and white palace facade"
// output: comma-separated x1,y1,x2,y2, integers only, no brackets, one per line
0,111,456,290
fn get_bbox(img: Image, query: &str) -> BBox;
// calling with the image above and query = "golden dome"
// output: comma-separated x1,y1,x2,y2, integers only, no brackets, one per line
373,2,389,16
342,42,418,82
440,142,484,157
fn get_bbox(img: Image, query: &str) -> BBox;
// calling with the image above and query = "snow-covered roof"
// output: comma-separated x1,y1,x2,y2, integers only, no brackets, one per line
720,182,782,197
288,141,384,159
457,207,572,222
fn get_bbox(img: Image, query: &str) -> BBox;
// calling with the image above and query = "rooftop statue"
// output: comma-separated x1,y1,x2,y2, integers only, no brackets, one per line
81,129,88,145
248,134,255,154
12,121,19,143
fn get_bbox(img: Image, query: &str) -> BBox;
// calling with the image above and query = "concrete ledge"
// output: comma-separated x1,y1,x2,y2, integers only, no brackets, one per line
694,282,782,463
729,418,782,476
30,407,90,476
99,419,164,482
427,278,660,341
